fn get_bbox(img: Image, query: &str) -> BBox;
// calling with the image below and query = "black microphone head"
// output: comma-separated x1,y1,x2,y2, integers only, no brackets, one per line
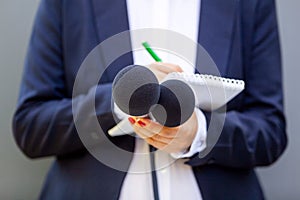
112,65,160,116
150,79,195,127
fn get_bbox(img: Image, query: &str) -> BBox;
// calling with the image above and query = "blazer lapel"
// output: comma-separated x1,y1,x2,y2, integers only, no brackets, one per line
197,0,238,76
91,0,130,43
90,0,133,81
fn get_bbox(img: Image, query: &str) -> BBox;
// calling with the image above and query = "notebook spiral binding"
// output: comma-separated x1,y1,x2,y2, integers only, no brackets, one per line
167,72,244,90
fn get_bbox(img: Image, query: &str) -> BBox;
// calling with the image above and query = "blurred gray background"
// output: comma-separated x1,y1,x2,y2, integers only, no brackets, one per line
0,0,299,199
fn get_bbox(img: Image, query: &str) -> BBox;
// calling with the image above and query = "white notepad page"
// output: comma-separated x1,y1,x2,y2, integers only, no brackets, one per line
163,72,245,111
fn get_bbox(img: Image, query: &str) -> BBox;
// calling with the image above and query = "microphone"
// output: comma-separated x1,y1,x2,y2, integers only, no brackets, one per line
109,65,160,136
112,65,160,116
109,65,195,136
150,79,195,127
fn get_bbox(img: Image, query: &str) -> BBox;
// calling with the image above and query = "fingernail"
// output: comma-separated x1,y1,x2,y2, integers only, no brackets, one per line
137,120,146,127
128,117,135,124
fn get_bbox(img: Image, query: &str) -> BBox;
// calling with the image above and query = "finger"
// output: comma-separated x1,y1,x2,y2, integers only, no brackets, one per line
134,129,150,140
161,63,183,72
134,125,173,147
149,63,183,74
151,133,173,144
154,70,167,82
133,120,178,145
134,127,173,144
133,124,156,139
136,118,175,138
146,137,168,150
137,118,180,139
129,117,154,139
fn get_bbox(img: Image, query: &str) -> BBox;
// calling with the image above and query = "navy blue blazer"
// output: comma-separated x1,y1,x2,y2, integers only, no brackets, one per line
13,0,287,199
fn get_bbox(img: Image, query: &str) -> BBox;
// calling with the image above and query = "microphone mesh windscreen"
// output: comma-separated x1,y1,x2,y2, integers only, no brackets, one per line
112,65,160,116
150,80,195,127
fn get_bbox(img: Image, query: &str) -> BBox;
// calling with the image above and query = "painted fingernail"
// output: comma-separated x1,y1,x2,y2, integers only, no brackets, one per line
128,117,135,124
137,120,146,127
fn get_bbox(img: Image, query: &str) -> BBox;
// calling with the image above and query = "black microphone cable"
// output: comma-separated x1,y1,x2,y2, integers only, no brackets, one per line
149,145,160,200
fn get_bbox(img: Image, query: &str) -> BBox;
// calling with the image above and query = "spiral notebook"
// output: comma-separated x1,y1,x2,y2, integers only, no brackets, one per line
108,73,245,136
163,72,245,111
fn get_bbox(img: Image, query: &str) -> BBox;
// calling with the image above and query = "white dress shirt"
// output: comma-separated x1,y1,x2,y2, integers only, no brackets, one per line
119,0,205,199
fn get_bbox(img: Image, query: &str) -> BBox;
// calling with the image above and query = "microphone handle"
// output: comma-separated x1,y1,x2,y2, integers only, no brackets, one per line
108,118,134,136
108,114,156,137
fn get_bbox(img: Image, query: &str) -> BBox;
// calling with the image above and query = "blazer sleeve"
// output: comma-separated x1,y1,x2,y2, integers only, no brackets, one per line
187,0,287,168
12,0,114,158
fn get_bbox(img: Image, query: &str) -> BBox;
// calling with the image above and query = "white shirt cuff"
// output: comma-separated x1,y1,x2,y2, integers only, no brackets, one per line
171,108,207,159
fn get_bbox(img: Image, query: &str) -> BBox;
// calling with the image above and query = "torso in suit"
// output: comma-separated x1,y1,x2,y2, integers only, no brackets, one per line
12,0,287,199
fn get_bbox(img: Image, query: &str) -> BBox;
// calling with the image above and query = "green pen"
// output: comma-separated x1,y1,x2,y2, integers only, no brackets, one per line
142,42,162,62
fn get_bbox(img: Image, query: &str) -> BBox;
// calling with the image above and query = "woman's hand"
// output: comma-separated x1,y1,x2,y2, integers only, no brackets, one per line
128,111,198,154
148,62,183,82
